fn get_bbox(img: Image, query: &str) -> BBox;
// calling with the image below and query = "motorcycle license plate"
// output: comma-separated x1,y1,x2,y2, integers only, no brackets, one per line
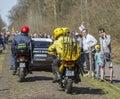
66,70,74,76
19,63,25,67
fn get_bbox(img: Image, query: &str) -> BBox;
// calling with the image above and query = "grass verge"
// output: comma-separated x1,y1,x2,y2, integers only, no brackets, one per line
113,62,120,66
0,46,8,77
82,76,120,99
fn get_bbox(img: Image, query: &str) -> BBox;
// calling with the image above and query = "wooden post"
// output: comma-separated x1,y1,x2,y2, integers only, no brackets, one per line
53,0,57,27
89,52,92,77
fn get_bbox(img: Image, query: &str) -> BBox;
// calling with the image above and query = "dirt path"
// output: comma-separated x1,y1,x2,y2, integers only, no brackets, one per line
0,52,108,99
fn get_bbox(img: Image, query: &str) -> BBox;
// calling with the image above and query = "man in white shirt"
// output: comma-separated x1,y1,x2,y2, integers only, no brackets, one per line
82,29,97,77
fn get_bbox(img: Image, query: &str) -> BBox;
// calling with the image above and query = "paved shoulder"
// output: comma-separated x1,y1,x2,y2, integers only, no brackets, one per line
105,64,120,84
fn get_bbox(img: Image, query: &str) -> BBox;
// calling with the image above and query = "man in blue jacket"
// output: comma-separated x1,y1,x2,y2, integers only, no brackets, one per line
11,25,31,74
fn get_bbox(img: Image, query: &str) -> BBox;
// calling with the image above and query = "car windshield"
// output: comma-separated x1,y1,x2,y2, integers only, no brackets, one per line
33,41,51,48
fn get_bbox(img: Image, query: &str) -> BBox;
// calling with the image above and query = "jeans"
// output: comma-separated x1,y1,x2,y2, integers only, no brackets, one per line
96,63,101,79
84,53,90,71
2,43,6,50
10,51,15,68
78,53,85,73
84,51,95,72
52,58,61,74
80,53,85,65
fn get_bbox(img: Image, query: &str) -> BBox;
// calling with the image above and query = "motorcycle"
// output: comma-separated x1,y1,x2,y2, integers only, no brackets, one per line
58,60,80,94
48,32,82,94
15,44,31,82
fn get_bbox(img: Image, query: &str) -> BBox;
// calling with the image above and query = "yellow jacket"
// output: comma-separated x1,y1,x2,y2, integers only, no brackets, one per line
48,36,81,61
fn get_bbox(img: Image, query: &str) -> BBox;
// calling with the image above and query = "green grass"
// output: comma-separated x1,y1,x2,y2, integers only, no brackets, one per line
82,77,120,99
113,62,120,66
113,60,120,66
0,46,8,77
117,86,120,89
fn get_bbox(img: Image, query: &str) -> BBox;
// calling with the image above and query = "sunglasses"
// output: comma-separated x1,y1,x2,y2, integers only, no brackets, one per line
99,31,104,34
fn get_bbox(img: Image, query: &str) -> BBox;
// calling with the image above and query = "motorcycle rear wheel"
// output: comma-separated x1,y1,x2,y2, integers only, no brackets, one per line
19,68,25,82
65,78,73,94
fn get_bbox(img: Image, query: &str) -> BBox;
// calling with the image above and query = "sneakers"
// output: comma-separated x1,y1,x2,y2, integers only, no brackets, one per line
10,65,15,70
84,72,90,77
12,70,17,75
10,67,14,70
11,66,17,75
52,79,57,83
28,71,32,74
27,69,32,74
109,80,113,83
83,71,95,78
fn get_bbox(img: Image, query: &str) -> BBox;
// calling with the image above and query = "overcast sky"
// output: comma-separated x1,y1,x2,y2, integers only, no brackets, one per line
0,0,17,26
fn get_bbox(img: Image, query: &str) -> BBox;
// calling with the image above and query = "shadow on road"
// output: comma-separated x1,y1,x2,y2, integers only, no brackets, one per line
0,88,9,92
104,76,120,84
72,87,105,95
113,80,120,83
23,76,53,82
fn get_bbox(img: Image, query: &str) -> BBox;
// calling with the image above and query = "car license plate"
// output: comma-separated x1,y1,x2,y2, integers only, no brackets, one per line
66,70,74,76
34,54,47,57
35,58,46,61
19,63,25,67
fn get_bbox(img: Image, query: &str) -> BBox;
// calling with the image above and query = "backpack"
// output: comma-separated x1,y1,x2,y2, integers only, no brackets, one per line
61,32,80,61
15,42,30,56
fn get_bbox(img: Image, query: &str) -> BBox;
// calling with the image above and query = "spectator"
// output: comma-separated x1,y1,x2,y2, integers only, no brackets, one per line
75,32,82,47
75,32,85,73
47,34,50,38
94,44,103,80
6,31,11,43
82,28,97,78
0,34,3,52
1,32,6,50
98,28,113,83
33,33,37,38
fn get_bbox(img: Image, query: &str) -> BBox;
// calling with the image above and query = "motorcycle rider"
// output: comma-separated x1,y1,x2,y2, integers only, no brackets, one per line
48,27,81,83
11,25,31,75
